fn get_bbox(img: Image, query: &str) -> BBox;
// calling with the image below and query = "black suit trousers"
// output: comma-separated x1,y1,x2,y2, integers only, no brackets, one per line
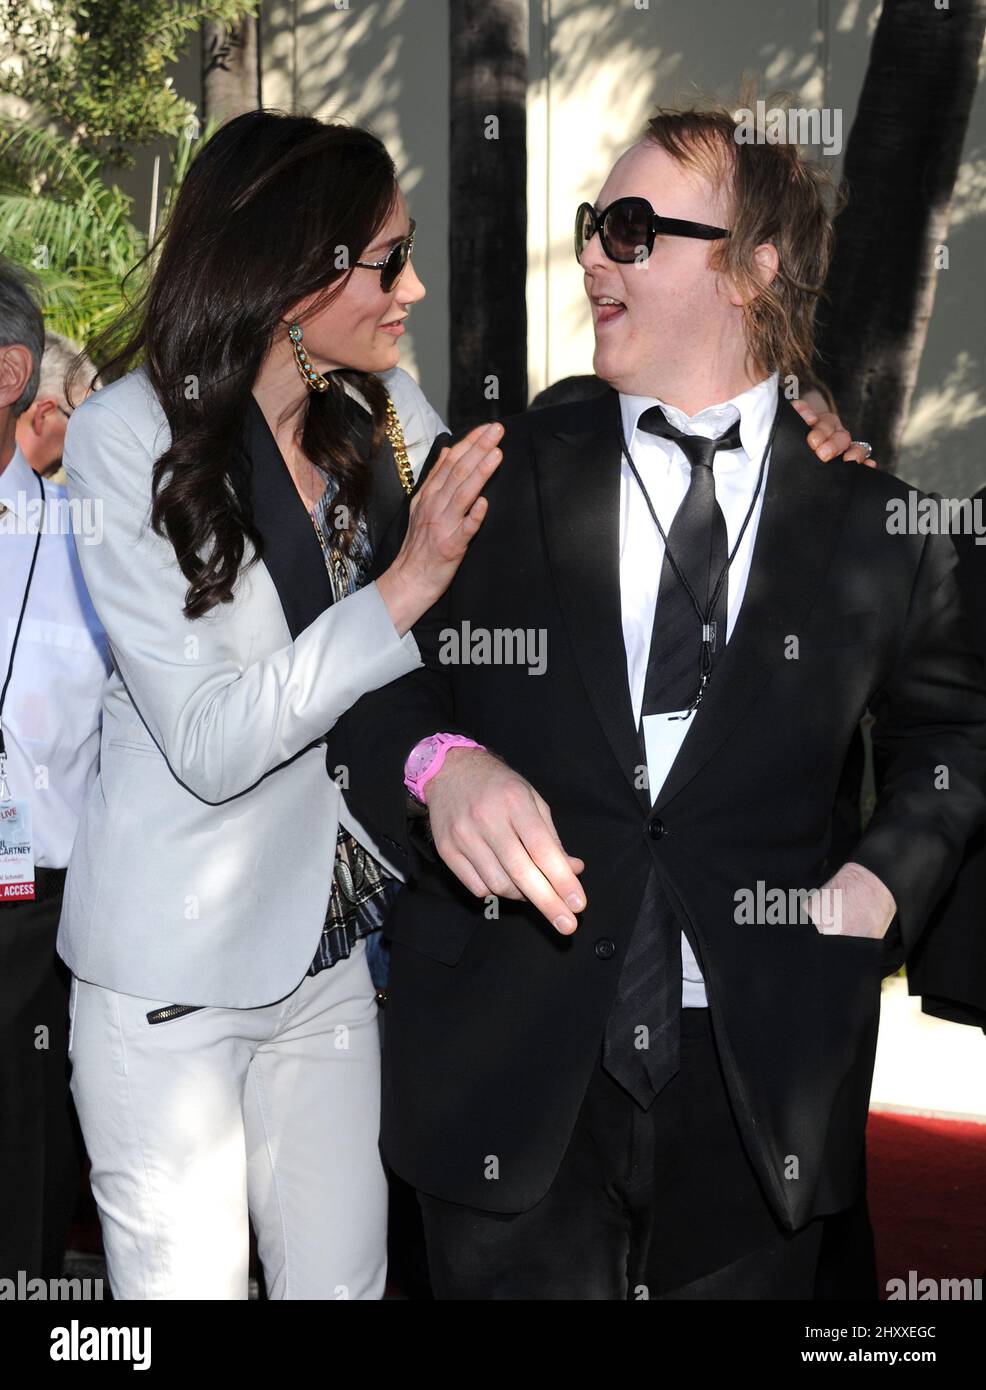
417,1008,826,1300
0,884,80,1279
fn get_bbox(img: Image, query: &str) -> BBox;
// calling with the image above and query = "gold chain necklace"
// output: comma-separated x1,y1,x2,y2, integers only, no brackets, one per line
305,388,413,585
289,324,415,498
384,394,414,495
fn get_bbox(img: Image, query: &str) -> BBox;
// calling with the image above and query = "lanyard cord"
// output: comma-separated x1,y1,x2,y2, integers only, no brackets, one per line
0,468,46,770
618,401,779,717
617,400,779,636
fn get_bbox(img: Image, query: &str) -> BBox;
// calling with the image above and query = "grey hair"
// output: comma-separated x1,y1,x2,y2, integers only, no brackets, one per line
38,330,93,410
0,258,44,415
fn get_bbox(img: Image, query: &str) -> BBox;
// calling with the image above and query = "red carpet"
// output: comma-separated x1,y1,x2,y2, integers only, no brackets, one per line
867,1109,986,1292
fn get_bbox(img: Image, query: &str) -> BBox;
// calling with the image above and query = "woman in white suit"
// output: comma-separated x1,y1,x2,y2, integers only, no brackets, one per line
59,110,502,1300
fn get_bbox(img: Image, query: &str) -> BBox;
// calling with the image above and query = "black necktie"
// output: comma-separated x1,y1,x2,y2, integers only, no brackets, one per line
637,410,742,716
602,865,683,1109
601,409,742,1111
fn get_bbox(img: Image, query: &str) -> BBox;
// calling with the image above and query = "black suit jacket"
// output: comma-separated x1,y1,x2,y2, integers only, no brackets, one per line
906,484,986,1029
338,385,986,1229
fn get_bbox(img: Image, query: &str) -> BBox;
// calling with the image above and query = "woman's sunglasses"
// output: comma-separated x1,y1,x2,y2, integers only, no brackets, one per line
355,219,416,292
574,197,730,263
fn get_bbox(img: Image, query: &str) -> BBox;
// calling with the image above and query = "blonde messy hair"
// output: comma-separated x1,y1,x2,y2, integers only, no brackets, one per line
642,105,836,386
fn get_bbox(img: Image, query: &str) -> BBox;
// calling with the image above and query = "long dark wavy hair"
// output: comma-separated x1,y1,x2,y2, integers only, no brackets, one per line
85,110,400,618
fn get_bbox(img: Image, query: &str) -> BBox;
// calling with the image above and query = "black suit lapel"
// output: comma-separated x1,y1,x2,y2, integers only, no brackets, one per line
344,390,407,554
652,385,858,812
346,390,454,562
231,395,333,641
535,388,651,813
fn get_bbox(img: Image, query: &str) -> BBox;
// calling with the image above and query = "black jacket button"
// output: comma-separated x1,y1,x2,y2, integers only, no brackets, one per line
594,938,615,960
648,818,665,840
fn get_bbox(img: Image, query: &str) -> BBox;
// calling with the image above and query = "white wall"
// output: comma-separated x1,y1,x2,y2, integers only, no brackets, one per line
131,1,982,493
262,0,451,424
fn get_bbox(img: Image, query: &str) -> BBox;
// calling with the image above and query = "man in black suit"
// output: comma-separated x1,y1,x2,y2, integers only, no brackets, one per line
341,108,986,1298
904,482,986,1030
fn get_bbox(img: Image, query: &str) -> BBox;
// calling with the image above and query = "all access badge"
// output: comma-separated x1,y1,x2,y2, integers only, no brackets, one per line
0,797,36,901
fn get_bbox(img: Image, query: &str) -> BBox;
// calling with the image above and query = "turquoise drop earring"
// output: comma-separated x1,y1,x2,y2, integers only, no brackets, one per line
288,323,330,393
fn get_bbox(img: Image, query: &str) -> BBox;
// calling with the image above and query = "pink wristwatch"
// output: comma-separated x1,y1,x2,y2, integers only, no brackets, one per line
404,733,486,804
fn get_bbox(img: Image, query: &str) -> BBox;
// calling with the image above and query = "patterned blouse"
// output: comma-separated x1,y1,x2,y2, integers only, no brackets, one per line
305,472,401,977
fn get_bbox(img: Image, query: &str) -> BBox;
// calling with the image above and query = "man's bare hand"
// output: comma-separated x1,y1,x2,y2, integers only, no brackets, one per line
805,861,896,938
423,748,586,933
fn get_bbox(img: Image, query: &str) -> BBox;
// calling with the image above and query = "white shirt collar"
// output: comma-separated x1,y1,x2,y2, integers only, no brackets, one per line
0,445,44,524
620,371,780,467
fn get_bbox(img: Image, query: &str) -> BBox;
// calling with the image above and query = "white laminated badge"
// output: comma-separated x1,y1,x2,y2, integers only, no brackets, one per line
0,797,36,902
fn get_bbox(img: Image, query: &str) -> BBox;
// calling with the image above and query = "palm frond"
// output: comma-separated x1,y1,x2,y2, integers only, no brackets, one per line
0,105,209,350
0,190,144,276
157,115,218,229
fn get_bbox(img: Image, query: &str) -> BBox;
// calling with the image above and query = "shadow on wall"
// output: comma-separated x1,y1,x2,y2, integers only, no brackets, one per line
263,0,449,415
541,0,838,368
540,0,985,499
262,1,984,493
900,137,986,497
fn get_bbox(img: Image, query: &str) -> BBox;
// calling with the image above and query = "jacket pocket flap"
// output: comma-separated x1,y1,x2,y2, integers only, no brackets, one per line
384,886,482,966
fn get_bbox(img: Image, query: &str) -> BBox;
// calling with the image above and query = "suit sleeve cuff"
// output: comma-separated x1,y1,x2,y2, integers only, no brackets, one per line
360,580,422,680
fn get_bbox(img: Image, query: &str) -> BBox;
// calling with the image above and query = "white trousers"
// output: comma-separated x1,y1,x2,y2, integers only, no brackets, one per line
68,939,387,1300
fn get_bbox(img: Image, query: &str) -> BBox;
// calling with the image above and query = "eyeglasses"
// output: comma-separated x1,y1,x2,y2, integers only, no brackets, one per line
355,219,416,293
574,197,730,264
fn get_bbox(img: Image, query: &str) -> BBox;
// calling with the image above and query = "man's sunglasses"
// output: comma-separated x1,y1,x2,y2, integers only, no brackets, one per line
574,197,730,263
355,219,416,292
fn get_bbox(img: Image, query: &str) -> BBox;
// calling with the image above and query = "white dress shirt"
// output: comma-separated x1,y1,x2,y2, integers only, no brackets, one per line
618,372,779,1006
0,445,111,868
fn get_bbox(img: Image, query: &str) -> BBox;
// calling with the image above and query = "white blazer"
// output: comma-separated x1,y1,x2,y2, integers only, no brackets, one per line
58,365,448,1006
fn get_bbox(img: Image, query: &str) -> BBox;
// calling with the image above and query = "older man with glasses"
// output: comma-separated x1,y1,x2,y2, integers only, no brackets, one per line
0,260,110,1282
15,331,95,484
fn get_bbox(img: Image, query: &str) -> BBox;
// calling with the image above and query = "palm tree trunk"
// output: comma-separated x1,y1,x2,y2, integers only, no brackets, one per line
448,0,528,432
815,0,986,472
202,15,261,126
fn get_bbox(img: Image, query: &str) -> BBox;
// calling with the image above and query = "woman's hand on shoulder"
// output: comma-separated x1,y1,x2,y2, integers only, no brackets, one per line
791,391,877,468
